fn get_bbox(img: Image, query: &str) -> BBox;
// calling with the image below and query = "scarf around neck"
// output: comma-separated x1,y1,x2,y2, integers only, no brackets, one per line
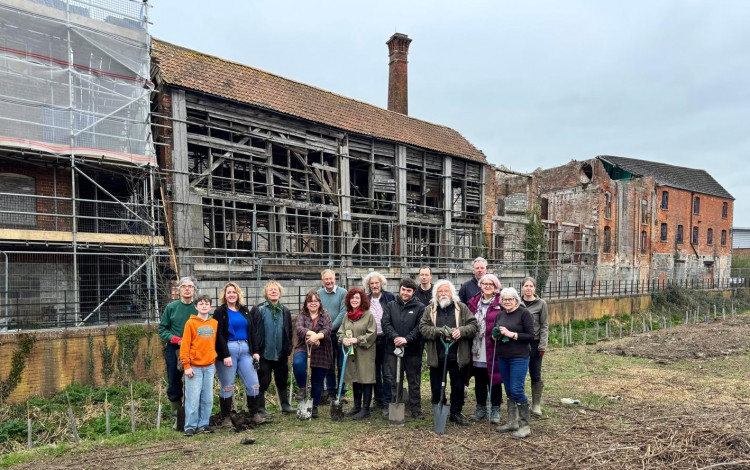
265,300,283,321
347,309,364,322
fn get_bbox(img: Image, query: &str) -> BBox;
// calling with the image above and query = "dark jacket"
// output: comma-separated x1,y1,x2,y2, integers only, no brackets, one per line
251,302,293,360
493,306,534,358
381,295,425,357
458,278,481,304
368,290,396,309
420,300,478,368
415,286,432,307
213,304,264,360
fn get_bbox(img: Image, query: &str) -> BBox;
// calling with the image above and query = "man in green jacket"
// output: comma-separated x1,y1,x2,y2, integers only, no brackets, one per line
158,276,198,429
419,279,477,426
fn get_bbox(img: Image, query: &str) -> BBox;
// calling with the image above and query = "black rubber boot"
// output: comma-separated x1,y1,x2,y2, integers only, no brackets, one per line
279,389,295,413
248,395,266,425
257,391,269,418
218,397,233,429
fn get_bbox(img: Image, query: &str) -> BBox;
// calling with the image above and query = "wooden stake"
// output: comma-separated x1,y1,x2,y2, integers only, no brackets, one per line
27,401,32,449
66,390,80,444
105,392,110,436
130,383,136,433
156,383,163,430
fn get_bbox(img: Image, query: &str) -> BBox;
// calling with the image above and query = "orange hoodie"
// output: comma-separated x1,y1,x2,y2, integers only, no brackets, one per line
180,315,218,368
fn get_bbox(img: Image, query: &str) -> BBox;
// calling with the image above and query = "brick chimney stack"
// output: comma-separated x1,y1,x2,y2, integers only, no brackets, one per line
386,33,412,115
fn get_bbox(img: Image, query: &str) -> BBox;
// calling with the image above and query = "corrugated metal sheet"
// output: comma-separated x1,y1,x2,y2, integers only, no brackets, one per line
732,227,750,248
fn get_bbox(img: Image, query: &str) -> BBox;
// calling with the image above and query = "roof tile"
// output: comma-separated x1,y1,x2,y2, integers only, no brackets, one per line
598,155,733,199
152,39,486,163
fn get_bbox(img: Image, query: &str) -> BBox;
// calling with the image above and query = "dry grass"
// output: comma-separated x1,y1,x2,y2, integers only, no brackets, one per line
5,314,750,470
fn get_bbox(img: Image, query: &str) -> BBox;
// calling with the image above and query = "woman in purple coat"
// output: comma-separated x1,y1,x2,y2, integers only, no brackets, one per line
467,274,504,424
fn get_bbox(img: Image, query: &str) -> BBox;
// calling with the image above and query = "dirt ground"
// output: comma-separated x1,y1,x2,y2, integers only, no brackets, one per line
597,314,750,363
8,316,750,470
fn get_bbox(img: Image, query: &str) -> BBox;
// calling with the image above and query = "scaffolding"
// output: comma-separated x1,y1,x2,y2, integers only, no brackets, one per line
0,0,161,330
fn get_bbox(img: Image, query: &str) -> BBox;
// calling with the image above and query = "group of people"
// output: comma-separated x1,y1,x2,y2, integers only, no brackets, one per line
158,257,549,439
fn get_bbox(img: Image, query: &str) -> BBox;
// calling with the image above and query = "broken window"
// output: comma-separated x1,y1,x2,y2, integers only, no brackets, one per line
406,148,443,215
677,225,684,243
722,202,728,219
604,192,612,219
721,230,727,246
707,228,713,245
693,196,700,215
603,226,611,253
640,199,648,225
692,226,699,244
660,190,668,210
640,230,647,253
660,223,667,242
0,173,35,227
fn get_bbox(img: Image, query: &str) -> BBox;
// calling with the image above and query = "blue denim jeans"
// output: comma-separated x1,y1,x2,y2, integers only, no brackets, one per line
498,356,530,404
528,340,544,383
216,340,259,398
292,351,327,406
184,364,215,431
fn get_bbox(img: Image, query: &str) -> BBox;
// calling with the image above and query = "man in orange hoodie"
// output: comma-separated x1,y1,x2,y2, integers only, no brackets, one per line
180,294,218,436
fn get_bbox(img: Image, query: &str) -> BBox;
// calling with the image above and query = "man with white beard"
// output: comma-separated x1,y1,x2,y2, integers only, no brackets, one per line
419,280,478,426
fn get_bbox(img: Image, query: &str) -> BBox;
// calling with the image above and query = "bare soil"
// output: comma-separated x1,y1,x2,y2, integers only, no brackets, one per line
9,316,750,470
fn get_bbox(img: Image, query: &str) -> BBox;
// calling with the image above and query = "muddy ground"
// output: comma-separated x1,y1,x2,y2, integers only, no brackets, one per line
8,315,750,470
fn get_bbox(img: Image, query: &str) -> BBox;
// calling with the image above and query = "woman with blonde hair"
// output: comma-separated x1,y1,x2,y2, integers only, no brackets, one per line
253,280,294,416
214,282,265,426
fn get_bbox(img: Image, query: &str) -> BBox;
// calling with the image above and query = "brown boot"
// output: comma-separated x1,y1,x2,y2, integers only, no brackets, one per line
218,397,233,429
248,395,266,425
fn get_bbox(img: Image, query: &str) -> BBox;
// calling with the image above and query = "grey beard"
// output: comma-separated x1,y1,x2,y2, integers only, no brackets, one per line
438,298,453,309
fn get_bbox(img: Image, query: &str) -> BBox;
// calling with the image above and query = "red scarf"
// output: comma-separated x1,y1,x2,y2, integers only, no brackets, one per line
347,309,364,322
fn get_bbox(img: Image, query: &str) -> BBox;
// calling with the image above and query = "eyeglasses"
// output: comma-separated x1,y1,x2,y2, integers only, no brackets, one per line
501,298,515,303
308,299,320,304
480,283,495,287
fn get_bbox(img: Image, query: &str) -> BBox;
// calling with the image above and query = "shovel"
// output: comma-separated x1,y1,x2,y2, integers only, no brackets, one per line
297,344,313,420
488,338,497,429
432,336,455,435
330,344,353,421
389,347,405,426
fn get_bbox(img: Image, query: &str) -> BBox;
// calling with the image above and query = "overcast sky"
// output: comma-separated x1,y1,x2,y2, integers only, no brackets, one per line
149,0,750,226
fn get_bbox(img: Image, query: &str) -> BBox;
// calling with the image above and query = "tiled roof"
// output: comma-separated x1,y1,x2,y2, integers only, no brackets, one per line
598,155,734,199
151,39,486,163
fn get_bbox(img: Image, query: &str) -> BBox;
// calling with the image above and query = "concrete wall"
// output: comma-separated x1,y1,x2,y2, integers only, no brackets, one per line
546,293,652,325
0,324,164,404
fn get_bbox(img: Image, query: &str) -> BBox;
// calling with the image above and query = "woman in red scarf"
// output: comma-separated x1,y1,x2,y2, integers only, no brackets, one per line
337,287,377,420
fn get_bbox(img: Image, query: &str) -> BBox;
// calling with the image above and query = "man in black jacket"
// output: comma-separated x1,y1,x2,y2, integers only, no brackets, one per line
382,278,426,419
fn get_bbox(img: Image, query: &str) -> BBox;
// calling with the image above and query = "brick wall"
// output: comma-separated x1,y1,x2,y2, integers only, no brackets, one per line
0,325,165,404
0,162,71,231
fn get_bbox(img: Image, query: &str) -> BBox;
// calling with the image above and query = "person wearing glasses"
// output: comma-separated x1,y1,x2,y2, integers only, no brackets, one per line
466,274,504,424
492,287,534,439
292,290,333,418
158,276,198,431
